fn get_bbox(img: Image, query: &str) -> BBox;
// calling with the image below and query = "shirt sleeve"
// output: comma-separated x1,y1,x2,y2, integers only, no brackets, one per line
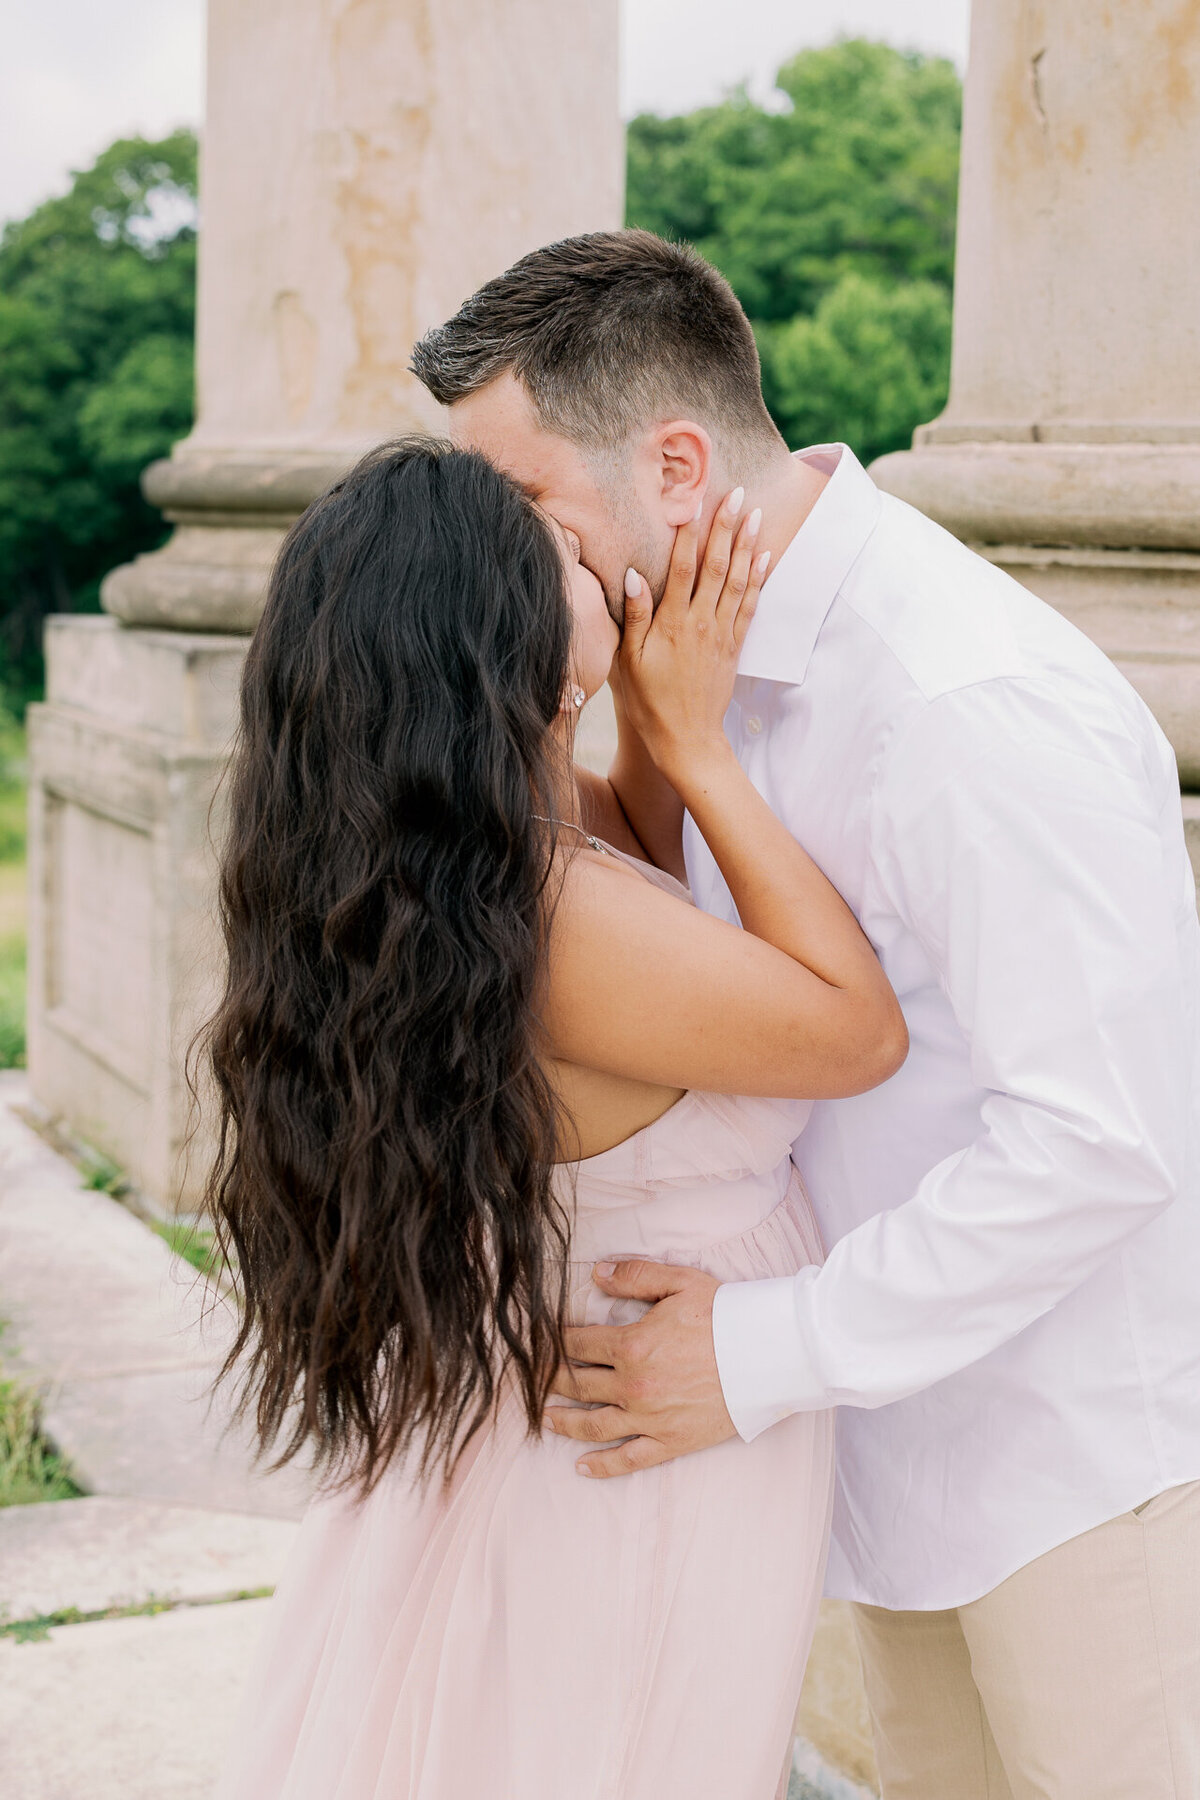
712,678,1194,1440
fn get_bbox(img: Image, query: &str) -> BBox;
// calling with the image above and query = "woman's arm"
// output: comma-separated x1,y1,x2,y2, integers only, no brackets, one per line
573,682,685,875
601,675,687,882
544,496,907,1100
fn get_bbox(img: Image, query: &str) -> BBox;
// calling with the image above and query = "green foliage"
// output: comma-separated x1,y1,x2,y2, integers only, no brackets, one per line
2,1589,275,1643
82,1153,128,1197
77,1138,221,1276
759,272,952,465
151,1218,222,1281
77,333,195,487
0,707,24,864
0,1376,82,1507
0,711,26,1068
0,934,25,1071
0,132,197,705
626,39,961,458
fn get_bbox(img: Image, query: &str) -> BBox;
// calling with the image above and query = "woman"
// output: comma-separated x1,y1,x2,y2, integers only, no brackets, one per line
208,439,906,1800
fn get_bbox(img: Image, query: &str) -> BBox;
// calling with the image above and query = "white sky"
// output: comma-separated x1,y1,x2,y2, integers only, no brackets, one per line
0,0,971,227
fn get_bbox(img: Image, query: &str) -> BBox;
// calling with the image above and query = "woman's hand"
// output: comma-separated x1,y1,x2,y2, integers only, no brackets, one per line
618,489,769,789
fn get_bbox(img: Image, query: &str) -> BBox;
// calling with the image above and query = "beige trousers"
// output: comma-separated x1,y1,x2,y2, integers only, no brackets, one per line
851,1481,1200,1800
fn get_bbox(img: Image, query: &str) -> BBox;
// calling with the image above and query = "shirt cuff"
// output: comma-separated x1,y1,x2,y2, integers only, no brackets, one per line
711,1267,826,1442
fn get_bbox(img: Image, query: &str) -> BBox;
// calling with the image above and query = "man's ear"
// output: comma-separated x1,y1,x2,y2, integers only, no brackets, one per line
652,421,713,525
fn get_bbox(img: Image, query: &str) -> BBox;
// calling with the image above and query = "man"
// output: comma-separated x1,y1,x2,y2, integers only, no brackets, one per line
411,230,1200,1800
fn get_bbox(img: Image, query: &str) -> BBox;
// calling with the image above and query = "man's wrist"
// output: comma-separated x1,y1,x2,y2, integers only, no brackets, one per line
711,1268,825,1441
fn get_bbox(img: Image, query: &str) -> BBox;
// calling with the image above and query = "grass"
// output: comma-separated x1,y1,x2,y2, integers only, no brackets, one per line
1,1587,275,1644
149,1217,222,1281
0,709,26,1071
77,1147,222,1280
81,1152,128,1197
0,918,24,1070
0,1376,82,1509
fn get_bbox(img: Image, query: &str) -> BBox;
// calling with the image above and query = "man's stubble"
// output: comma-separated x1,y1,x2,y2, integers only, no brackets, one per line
589,454,671,629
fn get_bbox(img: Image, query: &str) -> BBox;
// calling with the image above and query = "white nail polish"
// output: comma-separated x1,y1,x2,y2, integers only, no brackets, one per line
755,550,771,577
727,487,745,517
624,567,640,598
693,499,703,521
746,507,762,538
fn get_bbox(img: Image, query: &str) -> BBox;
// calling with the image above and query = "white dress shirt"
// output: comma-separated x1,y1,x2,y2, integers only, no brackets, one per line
697,445,1200,1610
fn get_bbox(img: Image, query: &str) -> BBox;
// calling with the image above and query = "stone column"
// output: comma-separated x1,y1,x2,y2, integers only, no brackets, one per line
27,0,622,1207
872,0,1200,834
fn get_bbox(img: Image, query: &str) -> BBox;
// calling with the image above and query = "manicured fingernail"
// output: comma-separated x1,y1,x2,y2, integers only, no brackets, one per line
755,550,771,577
693,499,703,521
624,568,640,599
746,507,762,539
594,1260,616,1279
576,1463,594,1477
726,486,745,518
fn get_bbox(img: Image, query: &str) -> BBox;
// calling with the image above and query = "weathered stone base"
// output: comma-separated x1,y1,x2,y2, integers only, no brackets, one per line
871,446,1200,887
26,617,248,1209
23,612,625,1212
979,545,1200,792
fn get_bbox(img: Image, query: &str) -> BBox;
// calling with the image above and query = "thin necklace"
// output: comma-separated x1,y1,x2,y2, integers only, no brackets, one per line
532,815,612,855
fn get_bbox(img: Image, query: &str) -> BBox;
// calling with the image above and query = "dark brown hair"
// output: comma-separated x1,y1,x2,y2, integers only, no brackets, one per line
200,438,573,1490
410,228,782,472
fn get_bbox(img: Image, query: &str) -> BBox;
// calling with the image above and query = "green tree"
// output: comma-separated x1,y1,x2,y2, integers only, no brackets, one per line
0,133,197,705
626,39,960,456
759,272,952,465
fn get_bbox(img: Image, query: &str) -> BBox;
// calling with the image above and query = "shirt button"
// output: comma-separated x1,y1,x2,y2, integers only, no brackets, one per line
745,715,763,735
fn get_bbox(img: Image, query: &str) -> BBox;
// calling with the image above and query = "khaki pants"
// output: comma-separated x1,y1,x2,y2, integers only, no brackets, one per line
851,1481,1200,1800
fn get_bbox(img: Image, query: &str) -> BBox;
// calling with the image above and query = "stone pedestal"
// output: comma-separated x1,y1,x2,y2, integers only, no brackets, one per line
27,619,245,1203
872,0,1200,805
29,0,622,1207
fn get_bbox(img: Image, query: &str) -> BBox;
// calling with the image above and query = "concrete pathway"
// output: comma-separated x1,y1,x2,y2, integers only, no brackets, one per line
0,1070,876,1799
0,1071,307,1799
0,1071,309,1517
1,1600,273,1800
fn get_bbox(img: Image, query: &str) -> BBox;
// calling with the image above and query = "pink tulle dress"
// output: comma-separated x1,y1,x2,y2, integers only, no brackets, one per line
215,853,835,1800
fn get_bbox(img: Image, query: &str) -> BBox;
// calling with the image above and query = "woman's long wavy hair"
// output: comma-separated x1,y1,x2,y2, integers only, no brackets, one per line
200,438,575,1490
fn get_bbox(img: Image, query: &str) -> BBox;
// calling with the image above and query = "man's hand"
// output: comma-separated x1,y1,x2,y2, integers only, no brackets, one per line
546,1261,737,1477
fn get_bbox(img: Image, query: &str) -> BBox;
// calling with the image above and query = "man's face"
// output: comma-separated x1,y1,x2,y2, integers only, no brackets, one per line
449,372,667,623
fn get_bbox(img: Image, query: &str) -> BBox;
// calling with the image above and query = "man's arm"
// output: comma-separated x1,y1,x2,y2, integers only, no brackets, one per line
550,677,1192,1472
714,680,1191,1437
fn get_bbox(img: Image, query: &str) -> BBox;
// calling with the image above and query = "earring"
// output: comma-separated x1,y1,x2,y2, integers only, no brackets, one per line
562,685,585,713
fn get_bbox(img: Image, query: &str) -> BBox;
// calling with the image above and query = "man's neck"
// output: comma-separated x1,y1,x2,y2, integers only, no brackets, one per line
741,450,829,582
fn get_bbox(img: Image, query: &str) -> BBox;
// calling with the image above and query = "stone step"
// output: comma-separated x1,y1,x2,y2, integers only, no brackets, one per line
790,1738,879,1799
0,1496,298,1625
0,1597,271,1800
40,1365,312,1519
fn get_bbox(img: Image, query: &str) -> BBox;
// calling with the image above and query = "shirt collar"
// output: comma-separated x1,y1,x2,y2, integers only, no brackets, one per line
736,443,883,686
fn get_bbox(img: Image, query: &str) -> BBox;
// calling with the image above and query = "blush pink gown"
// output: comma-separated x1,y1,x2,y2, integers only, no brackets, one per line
215,854,835,1800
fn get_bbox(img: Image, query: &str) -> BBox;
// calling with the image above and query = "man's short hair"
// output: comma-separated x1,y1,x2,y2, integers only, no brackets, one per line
410,229,782,472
